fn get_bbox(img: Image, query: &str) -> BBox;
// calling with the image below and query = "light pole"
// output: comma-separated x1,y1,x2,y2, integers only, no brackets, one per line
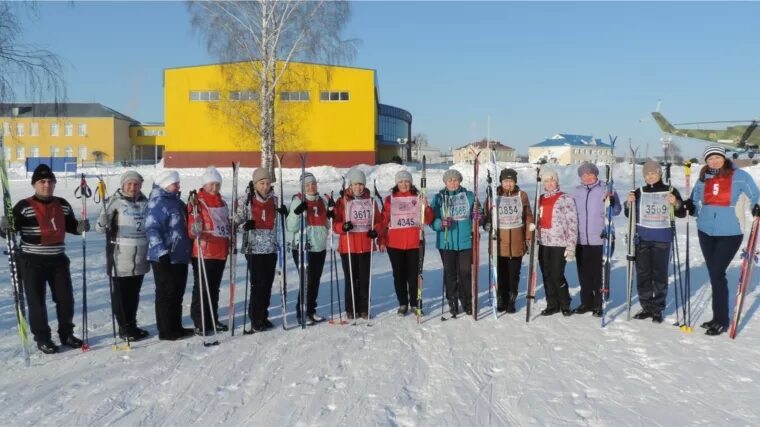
396,137,408,163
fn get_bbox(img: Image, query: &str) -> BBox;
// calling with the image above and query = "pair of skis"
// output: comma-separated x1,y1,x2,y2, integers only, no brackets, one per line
189,190,220,346
486,152,499,320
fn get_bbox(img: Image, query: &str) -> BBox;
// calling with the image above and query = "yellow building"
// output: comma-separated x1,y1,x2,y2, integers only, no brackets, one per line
0,103,138,165
163,61,411,167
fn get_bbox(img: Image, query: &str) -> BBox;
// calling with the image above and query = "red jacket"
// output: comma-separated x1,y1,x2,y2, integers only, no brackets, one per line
333,188,383,254
187,189,230,260
381,190,434,250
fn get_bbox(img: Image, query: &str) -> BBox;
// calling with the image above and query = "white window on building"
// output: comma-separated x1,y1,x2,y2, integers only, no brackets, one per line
51,146,60,157
16,123,24,136
230,90,258,101
30,146,39,157
3,147,10,161
16,146,25,160
189,90,220,101
65,146,73,158
319,91,350,102
30,122,39,136
2,122,9,136
64,123,73,137
50,123,59,136
78,123,87,136
78,145,88,160
280,91,310,102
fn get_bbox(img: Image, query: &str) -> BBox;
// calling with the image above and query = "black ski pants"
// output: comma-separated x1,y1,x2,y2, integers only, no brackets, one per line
340,252,371,316
497,256,523,306
539,245,571,310
245,253,277,324
191,258,226,330
439,249,473,311
151,258,189,338
635,240,670,314
387,247,420,308
111,275,145,331
19,253,75,343
576,244,604,309
292,249,327,316
698,231,743,327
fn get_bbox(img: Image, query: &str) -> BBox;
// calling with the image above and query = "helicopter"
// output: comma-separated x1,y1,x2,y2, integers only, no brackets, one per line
651,111,760,159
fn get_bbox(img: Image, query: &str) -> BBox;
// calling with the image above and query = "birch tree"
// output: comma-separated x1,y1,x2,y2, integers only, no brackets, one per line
188,0,356,171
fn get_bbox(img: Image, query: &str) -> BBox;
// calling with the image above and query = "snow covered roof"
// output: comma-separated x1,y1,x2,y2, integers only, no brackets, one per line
457,140,515,151
531,134,611,148
0,103,139,123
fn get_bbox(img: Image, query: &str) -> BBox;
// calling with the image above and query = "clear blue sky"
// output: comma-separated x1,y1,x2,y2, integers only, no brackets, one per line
15,1,760,158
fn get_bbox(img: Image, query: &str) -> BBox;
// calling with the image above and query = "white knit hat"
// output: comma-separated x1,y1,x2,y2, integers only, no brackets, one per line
395,170,413,184
202,166,222,185
703,145,726,161
540,169,559,183
155,170,180,189
346,168,366,185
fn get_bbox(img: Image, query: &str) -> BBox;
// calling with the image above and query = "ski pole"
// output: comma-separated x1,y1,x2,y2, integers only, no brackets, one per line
74,174,92,352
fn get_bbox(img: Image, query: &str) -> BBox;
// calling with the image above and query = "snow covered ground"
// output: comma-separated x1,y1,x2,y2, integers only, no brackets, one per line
1,160,760,426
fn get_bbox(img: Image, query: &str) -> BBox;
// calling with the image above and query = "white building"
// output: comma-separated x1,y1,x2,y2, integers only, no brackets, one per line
453,140,516,164
528,134,613,165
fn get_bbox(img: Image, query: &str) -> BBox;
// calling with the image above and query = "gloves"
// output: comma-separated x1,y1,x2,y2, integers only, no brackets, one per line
564,248,575,261
293,201,307,215
367,229,378,239
528,223,536,232
327,197,336,210
753,204,760,218
243,220,256,231
277,204,289,217
326,210,335,220
77,219,91,233
342,221,354,232
683,199,695,215
191,219,203,236
441,217,452,229
607,194,616,206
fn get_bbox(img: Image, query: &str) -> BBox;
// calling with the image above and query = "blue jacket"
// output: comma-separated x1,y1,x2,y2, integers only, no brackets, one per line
430,187,481,251
691,167,759,237
572,180,621,246
145,185,192,263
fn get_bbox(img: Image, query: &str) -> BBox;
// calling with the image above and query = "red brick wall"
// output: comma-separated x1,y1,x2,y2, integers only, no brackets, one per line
163,151,376,168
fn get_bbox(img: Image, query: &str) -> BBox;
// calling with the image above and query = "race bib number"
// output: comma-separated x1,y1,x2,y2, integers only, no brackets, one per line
639,191,670,229
348,198,373,232
496,195,523,229
207,205,230,238
390,196,419,229
448,192,471,221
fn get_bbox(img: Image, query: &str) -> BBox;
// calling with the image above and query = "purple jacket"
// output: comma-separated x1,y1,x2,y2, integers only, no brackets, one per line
572,180,621,246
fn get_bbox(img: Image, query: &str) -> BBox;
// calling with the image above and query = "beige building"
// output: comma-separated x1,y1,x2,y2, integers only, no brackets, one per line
528,134,613,165
453,140,516,164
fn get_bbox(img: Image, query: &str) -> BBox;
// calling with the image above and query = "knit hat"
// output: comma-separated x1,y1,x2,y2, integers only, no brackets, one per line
499,168,518,183
31,164,56,184
442,169,463,183
540,169,559,183
120,170,143,186
154,170,180,189
642,160,662,176
577,162,599,177
703,145,726,161
395,170,413,184
252,167,271,184
201,166,223,185
346,168,366,185
300,172,317,186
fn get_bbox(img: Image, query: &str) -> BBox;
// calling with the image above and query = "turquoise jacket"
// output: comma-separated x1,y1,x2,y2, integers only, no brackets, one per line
691,167,759,237
285,193,329,253
430,187,481,251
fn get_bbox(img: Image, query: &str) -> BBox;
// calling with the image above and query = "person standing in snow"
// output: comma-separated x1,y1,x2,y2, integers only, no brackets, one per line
95,170,151,341
485,168,534,313
0,164,87,354
571,162,621,317
286,172,331,324
146,170,194,341
624,160,686,324
187,166,230,335
684,146,760,336
332,169,383,320
379,169,434,316
536,169,577,316
431,168,483,318
235,167,287,332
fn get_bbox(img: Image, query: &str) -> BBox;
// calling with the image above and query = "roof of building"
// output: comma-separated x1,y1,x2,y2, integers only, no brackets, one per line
0,103,139,123
164,60,375,73
456,140,515,151
531,134,611,148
